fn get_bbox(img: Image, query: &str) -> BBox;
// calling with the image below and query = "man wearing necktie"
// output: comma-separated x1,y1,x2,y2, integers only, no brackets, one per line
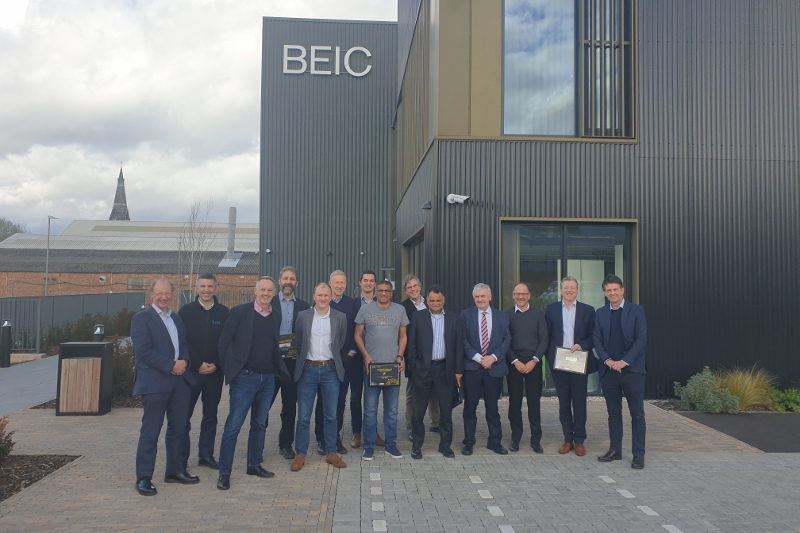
459,283,511,456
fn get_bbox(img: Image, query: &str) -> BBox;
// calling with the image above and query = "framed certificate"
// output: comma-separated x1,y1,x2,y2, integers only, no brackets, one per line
554,347,589,374
279,334,298,359
368,363,401,387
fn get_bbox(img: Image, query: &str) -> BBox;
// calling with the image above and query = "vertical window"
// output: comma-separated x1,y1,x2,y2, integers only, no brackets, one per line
503,0,635,138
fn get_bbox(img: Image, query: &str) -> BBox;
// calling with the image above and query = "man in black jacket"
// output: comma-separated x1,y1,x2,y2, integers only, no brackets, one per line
178,273,229,470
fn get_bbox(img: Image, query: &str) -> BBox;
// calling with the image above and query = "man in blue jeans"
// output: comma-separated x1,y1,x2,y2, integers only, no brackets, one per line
355,280,409,460
215,277,291,490
289,282,348,471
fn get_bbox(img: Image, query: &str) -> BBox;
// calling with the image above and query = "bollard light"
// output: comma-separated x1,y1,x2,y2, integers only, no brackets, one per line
1,319,11,368
93,324,105,342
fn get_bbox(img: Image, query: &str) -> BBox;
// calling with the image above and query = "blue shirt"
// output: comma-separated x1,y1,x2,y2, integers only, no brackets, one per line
279,294,296,335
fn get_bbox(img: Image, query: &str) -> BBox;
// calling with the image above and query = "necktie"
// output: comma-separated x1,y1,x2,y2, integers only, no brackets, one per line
480,311,489,356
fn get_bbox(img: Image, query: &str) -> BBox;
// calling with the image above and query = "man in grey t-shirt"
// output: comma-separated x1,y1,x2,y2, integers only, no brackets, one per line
355,280,409,460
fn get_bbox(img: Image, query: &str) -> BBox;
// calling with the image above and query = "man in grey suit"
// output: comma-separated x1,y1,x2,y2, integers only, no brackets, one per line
131,278,198,496
289,282,348,472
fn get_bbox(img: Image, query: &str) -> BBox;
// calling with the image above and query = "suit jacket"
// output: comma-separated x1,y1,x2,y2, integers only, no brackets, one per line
293,307,348,382
330,294,360,356
401,297,426,376
594,300,647,376
459,306,511,378
407,309,464,384
217,302,291,385
271,294,310,334
131,306,196,396
545,300,597,374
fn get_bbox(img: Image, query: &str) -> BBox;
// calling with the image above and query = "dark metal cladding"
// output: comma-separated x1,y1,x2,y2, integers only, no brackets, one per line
394,1,800,397
260,18,397,299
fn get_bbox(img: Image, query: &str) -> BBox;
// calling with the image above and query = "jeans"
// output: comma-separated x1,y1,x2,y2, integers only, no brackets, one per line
362,368,399,449
180,370,224,466
315,351,363,441
218,370,275,476
295,362,340,456
268,357,298,450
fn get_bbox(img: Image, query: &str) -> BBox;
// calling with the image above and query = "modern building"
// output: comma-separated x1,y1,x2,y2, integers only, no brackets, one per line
261,1,799,397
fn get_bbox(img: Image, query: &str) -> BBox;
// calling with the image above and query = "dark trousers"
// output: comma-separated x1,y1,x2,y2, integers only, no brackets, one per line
507,362,543,445
462,367,504,448
136,378,191,480
269,358,297,449
550,367,589,444
411,361,454,451
600,369,646,457
180,370,224,466
315,351,363,442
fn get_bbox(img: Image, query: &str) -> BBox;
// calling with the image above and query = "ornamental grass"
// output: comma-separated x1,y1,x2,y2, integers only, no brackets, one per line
714,365,775,411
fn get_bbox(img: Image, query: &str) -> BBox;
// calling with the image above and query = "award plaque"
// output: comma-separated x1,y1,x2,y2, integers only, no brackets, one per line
279,334,298,359
369,363,401,387
554,347,589,374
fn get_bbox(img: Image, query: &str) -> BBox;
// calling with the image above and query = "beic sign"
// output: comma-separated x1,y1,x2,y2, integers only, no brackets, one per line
283,45,372,77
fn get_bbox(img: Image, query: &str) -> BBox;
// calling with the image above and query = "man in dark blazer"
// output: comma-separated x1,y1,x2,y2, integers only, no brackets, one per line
215,276,291,490
289,282,348,472
268,266,310,460
407,285,463,459
459,283,512,456
131,278,198,496
401,274,439,442
545,276,596,457
594,274,648,469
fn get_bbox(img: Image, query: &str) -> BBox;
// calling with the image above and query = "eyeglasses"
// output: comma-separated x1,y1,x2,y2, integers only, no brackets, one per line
512,292,530,296
376,289,393,293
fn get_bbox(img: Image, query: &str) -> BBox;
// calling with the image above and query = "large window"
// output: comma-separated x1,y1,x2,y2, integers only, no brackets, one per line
504,0,635,138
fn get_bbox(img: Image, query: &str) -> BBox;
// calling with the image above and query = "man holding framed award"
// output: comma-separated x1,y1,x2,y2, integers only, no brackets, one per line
544,276,596,457
354,280,409,461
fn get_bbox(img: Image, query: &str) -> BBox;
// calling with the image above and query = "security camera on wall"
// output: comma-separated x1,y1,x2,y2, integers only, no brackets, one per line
446,194,470,204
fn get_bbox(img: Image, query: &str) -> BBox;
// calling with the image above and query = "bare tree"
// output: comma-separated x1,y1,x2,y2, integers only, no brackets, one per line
0,217,25,242
177,199,214,306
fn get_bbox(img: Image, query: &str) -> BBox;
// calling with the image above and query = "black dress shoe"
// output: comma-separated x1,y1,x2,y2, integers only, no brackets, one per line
411,448,422,459
488,445,508,455
279,447,296,460
136,477,157,496
509,441,520,452
336,438,348,455
317,441,326,455
531,443,543,454
198,456,219,469
216,474,230,490
461,445,473,456
439,447,455,458
598,450,623,462
246,465,275,478
429,426,439,433
164,471,200,484
631,456,645,469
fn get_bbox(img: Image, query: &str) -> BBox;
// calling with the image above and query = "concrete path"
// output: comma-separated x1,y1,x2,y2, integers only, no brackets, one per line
0,356,58,416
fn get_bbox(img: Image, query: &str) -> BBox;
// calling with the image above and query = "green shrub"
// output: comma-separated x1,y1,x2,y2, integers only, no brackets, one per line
110,337,136,398
714,365,775,411
672,366,739,414
769,388,800,413
42,310,135,351
0,415,15,463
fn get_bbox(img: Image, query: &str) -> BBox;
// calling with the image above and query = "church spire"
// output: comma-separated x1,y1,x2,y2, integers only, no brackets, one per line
109,165,131,220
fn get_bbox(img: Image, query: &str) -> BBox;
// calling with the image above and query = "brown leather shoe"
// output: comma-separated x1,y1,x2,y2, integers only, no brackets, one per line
326,454,347,468
558,442,574,454
351,433,362,449
574,443,586,456
375,434,385,447
290,454,305,472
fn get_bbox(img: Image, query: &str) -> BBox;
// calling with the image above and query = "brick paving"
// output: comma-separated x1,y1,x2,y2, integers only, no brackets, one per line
2,381,799,532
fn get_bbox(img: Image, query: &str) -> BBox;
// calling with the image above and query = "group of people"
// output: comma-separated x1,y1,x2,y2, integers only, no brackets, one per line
131,269,647,497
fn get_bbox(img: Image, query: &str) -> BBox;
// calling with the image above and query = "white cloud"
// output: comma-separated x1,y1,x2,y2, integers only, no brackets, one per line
0,0,396,234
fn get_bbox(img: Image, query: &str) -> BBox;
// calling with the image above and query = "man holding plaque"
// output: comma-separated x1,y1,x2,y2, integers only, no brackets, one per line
290,282,348,472
505,283,548,453
544,276,596,457
268,266,310,461
407,285,463,459
355,279,409,461
594,274,647,470
460,283,511,456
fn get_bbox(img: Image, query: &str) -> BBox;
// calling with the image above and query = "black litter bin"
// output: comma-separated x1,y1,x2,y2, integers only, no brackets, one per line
57,342,113,415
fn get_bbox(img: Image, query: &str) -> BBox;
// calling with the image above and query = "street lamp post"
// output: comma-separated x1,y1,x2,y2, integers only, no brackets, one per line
44,215,58,296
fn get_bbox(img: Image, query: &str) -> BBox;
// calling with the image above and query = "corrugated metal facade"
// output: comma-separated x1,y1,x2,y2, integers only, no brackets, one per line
394,0,800,396
260,18,397,299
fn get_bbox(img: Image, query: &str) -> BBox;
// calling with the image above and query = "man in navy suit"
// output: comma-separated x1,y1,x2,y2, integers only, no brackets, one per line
407,285,463,459
545,276,596,457
131,278,199,496
459,283,511,456
594,274,648,469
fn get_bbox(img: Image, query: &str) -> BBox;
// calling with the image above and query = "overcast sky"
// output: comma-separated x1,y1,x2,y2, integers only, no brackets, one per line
0,0,396,235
